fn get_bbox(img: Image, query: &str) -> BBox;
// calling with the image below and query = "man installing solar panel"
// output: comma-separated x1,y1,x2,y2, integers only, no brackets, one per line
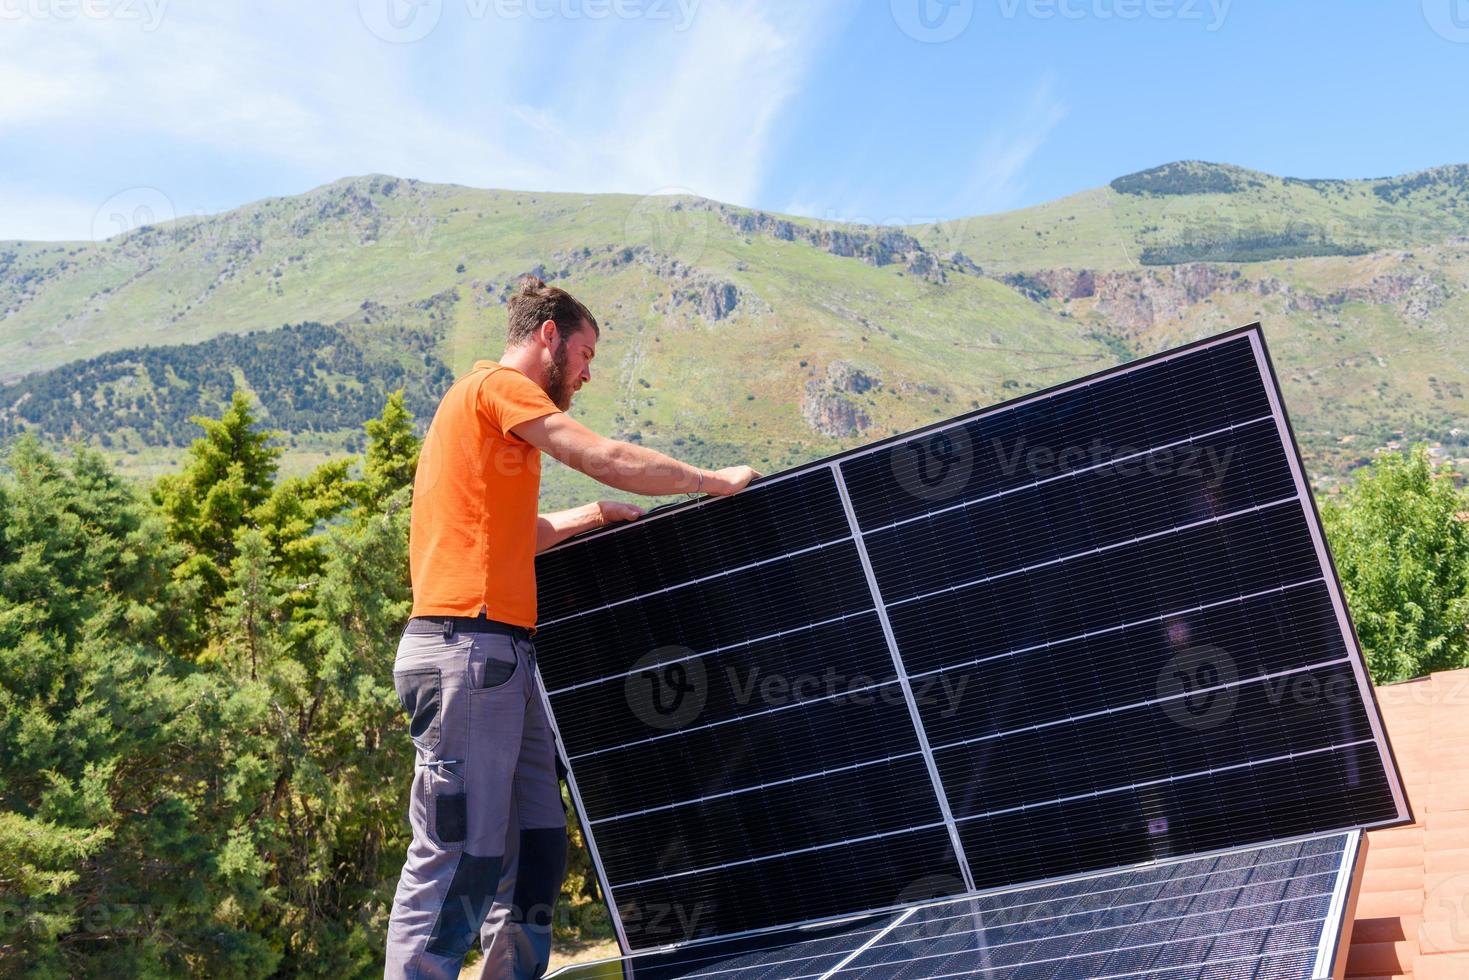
383,275,760,980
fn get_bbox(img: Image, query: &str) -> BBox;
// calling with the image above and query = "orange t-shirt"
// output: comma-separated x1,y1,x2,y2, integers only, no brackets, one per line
408,361,560,627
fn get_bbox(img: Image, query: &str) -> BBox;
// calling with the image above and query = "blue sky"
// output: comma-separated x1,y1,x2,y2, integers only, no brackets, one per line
3,0,1467,240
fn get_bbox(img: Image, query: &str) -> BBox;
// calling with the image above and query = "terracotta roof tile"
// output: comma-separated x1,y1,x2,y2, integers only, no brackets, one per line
1347,939,1418,977
1349,670,1469,979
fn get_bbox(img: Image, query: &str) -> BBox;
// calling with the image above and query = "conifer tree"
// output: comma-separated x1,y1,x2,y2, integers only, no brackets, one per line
153,393,281,626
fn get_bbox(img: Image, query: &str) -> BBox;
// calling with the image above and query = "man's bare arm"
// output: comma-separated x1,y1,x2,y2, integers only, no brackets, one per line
536,501,644,553
512,412,759,496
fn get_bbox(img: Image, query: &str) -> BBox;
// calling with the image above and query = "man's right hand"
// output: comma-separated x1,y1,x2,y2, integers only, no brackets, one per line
703,465,761,495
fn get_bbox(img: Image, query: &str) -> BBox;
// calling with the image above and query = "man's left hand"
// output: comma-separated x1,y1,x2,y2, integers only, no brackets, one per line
596,500,645,525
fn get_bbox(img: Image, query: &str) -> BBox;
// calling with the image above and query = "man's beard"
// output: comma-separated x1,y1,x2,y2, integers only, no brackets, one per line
544,339,575,411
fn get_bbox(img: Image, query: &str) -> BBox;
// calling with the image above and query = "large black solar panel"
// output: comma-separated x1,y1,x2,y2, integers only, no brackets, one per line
532,324,1407,952
546,831,1367,979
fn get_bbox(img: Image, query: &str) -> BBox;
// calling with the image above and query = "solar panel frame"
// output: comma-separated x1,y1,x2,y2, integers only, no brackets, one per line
1310,825,1367,980
533,323,1412,953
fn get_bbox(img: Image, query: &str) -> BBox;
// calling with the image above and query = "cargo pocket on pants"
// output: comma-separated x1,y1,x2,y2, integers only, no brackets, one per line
426,764,467,848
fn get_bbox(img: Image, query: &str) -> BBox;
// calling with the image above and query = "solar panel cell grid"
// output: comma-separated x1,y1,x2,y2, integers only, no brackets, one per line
569,678,931,816
551,612,899,757
590,754,941,884
833,333,1273,531
536,469,853,629
538,540,877,697
610,826,963,949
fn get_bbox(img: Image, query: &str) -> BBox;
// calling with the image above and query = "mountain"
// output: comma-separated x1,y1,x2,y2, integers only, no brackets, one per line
2,163,1467,506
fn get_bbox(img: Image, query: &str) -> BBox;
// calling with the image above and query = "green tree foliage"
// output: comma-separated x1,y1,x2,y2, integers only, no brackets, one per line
0,322,453,449
2,393,610,976
0,436,278,976
357,389,420,509
1322,445,1469,682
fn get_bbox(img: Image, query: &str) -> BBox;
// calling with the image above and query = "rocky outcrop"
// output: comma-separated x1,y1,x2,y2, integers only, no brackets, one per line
1092,265,1240,336
1169,263,1241,303
905,251,942,281
827,361,879,395
946,252,984,276
722,209,799,241
1003,267,1110,303
801,362,879,438
1091,263,1241,333
535,245,750,321
708,205,967,285
1026,268,1096,300
1246,271,1446,319
673,279,740,321
802,382,870,438
1001,272,1055,303
1013,261,1446,336
1329,273,1448,318
290,182,386,244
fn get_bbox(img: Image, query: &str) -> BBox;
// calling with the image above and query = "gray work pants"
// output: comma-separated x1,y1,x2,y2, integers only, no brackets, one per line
385,620,568,980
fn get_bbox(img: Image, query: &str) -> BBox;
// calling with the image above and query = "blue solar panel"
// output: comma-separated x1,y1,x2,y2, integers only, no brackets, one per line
546,832,1365,979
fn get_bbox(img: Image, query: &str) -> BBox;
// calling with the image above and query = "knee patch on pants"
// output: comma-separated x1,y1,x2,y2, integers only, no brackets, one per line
426,854,504,958
512,828,568,929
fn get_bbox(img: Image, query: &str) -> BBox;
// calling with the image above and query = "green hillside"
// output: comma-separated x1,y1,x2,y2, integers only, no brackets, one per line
917,160,1469,271
3,163,1467,505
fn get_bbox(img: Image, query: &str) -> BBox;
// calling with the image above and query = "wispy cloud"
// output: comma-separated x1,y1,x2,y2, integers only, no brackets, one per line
777,73,1068,226
952,75,1068,217
0,0,841,238
581,1,842,203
